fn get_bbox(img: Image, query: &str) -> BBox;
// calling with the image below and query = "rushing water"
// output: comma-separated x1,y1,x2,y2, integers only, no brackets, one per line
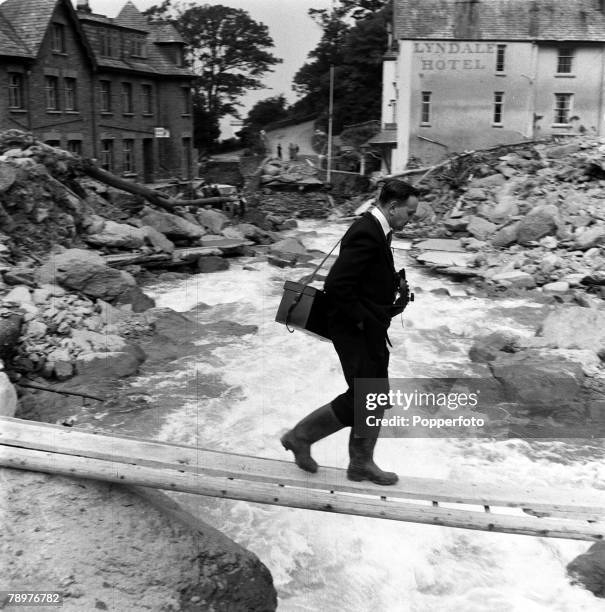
138,220,605,611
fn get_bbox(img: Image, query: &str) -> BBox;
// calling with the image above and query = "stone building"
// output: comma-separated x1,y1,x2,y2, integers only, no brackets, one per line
0,0,194,182
373,0,605,172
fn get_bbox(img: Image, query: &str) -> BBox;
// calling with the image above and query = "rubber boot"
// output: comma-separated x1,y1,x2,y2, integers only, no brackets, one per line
281,403,344,473
346,430,398,486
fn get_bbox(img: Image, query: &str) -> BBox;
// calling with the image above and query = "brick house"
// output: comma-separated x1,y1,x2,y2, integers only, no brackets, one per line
373,0,605,172
0,0,194,182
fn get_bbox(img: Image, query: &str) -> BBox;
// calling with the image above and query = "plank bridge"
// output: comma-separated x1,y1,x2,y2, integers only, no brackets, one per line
1,416,604,541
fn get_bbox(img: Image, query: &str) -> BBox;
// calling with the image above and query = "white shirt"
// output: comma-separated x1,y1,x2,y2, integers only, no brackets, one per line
371,206,391,238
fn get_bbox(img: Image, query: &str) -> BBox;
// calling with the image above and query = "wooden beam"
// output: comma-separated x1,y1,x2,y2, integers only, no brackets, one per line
1,444,602,541
1,417,603,520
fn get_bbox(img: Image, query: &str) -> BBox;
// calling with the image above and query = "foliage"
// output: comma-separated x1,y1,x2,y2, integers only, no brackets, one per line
291,2,391,135
237,95,289,153
143,1,281,150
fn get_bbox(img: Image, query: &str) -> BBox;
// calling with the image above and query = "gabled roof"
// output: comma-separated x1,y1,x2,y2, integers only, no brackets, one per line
0,0,56,55
394,0,605,41
152,22,183,43
115,1,149,32
0,10,32,57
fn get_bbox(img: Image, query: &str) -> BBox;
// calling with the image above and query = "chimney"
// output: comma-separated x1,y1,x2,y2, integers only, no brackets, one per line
77,0,92,13
454,0,480,39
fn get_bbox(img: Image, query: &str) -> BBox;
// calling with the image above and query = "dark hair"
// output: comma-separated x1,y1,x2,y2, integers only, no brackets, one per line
377,179,419,206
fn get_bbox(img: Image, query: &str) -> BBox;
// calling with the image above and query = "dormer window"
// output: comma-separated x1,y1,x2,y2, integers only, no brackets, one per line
175,46,184,67
51,23,65,53
100,28,112,57
131,37,146,58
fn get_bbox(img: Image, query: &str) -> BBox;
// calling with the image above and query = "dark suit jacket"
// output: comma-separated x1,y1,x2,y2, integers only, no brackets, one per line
325,212,402,332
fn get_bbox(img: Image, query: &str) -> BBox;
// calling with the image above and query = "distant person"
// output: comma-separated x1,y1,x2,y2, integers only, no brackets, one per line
277,143,282,159
288,142,296,161
281,179,420,486
294,144,300,160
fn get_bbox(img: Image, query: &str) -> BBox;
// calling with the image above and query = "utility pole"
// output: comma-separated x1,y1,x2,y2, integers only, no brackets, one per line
327,65,334,183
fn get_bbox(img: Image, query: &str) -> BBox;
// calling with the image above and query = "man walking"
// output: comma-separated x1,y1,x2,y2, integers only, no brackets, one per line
281,179,419,485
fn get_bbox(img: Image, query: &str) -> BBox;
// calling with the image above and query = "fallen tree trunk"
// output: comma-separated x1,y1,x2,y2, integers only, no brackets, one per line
80,162,237,210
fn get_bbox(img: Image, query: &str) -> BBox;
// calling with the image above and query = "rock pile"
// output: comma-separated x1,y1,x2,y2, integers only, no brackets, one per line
260,158,323,189
408,138,605,296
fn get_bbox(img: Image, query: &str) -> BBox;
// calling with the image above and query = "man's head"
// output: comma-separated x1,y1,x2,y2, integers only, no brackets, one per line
376,179,419,231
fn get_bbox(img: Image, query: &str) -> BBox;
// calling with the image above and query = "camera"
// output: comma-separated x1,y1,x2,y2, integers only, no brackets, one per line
397,268,414,303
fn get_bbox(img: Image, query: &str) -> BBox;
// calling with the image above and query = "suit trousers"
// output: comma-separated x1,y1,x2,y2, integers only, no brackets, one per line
330,322,390,428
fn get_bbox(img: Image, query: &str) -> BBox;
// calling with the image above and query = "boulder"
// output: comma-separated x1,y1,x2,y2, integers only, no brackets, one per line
269,237,308,258
414,238,465,252
469,173,506,188
467,216,497,240
279,218,298,230
491,270,536,288
113,286,156,313
469,331,519,363
0,371,17,416
197,255,229,273
568,542,605,598
46,347,73,380
489,195,519,223
36,249,136,302
238,223,272,244
75,350,142,378
416,251,474,267
464,187,488,200
516,205,558,245
443,216,469,231
2,285,32,305
539,307,605,351
84,220,146,249
139,206,204,240
490,352,584,415
141,225,175,253
196,208,230,234
575,226,605,250
542,281,570,293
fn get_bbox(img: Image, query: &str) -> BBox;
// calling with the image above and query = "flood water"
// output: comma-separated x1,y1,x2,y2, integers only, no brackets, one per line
134,220,605,611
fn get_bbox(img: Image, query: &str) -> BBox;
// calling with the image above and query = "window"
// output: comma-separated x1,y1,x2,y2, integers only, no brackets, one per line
64,78,77,111
8,73,24,108
51,23,65,53
100,80,111,112
141,84,153,114
45,76,59,110
493,92,504,125
122,82,133,114
175,46,184,66
181,87,191,114
100,28,112,57
131,37,145,57
122,139,135,173
421,91,431,124
100,139,114,171
557,47,574,74
67,140,82,155
496,44,506,72
554,93,573,124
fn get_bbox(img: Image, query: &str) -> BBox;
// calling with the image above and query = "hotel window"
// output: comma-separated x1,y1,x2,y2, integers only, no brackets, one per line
495,44,506,73
51,23,65,53
64,78,77,111
421,91,431,125
8,73,24,108
554,93,573,124
557,47,575,74
182,87,191,114
141,84,153,115
493,92,504,125
100,80,111,112
45,76,60,110
122,82,133,114
100,139,114,171
67,140,82,155
131,37,145,57
122,139,135,173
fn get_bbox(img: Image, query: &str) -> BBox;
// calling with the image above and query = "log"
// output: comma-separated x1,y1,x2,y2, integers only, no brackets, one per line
1,444,603,541
1,416,604,521
80,161,237,210
17,381,105,402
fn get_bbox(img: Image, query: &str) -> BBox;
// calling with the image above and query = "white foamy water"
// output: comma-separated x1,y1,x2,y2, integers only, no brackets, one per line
142,220,605,611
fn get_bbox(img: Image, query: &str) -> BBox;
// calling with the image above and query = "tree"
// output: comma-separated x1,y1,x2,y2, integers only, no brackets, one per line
237,95,288,152
143,2,282,150
292,2,391,134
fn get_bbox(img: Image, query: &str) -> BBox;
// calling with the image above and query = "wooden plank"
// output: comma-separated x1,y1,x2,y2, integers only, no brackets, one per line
1,445,602,541
1,417,603,519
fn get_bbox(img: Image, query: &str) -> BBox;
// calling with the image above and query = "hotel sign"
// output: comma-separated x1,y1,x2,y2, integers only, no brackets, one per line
414,41,496,71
